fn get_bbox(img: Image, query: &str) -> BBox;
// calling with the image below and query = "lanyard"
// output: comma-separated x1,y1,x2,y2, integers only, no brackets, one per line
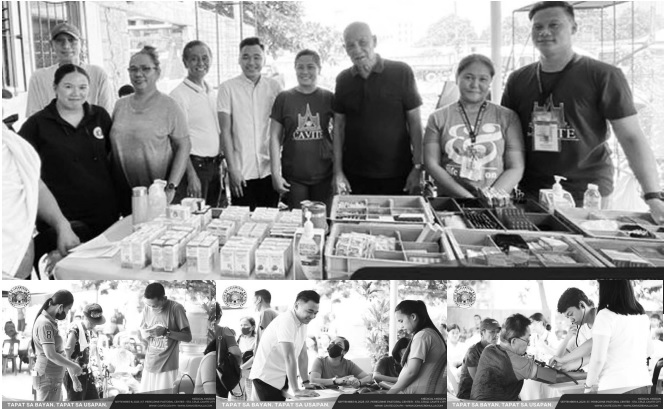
457,101,487,144
536,54,578,105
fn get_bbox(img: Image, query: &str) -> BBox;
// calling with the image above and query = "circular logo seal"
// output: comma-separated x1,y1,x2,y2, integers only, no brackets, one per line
8,286,31,308
453,284,476,308
221,286,247,309
93,126,104,140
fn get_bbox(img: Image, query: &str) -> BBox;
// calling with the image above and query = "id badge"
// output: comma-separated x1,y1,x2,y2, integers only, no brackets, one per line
460,156,484,181
532,112,560,152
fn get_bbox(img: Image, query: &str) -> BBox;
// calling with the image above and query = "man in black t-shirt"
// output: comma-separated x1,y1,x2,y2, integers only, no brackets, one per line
457,318,501,399
501,1,663,224
332,22,423,196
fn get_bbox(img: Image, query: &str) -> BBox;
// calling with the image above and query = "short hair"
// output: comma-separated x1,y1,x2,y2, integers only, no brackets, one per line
118,84,134,98
456,54,495,78
133,45,160,68
54,63,89,86
445,323,461,333
529,312,551,331
334,336,350,352
557,287,593,313
500,313,531,343
651,313,662,320
255,289,271,304
474,314,481,319
144,282,165,299
295,290,320,304
391,337,410,362
295,49,321,69
182,40,212,61
239,37,265,51
528,1,575,22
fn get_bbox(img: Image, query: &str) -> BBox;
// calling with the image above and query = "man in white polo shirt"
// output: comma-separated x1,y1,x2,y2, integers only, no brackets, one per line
170,40,224,207
217,37,282,210
249,290,321,401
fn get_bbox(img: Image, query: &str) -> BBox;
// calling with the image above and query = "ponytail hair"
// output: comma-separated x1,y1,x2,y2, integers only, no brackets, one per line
529,312,552,331
394,300,447,366
31,290,74,353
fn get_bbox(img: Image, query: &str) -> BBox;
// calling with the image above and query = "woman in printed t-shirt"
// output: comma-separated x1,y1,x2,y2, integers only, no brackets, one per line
424,54,525,197
31,290,83,401
269,49,334,211
387,300,448,394
309,336,373,387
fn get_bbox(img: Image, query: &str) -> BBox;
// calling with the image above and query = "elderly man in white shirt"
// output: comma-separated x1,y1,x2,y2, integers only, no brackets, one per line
217,36,282,210
170,40,224,206
249,290,321,401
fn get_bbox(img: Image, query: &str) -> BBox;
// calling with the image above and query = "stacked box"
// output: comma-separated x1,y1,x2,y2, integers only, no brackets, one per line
255,238,293,279
237,222,269,239
197,235,219,273
207,219,238,246
120,225,167,269
220,236,261,277
167,204,191,221
251,207,280,223
219,206,251,223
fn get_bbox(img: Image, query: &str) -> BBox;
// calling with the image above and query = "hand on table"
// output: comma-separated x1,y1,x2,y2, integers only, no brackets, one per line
293,389,321,398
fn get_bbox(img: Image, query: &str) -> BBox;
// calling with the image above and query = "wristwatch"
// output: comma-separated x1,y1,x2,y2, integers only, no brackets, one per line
413,163,424,171
332,377,339,386
643,191,664,202
165,182,176,192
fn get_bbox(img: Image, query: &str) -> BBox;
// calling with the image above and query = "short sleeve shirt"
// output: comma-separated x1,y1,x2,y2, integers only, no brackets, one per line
400,328,447,394
141,299,190,373
33,311,65,378
424,102,524,195
270,88,334,184
456,341,486,399
67,322,91,369
194,351,217,394
217,75,282,181
249,309,308,390
169,79,220,157
333,57,422,178
373,355,401,378
310,357,363,379
110,92,189,188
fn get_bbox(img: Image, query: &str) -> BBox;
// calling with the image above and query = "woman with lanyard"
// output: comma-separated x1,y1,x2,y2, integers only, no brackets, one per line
31,290,83,401
424,54,525,197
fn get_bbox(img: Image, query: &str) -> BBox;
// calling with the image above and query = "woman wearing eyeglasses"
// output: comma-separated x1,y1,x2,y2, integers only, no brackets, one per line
110,45,191,210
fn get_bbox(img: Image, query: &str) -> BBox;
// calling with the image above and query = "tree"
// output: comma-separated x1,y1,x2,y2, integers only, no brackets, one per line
243,1,304,58
418,14,477,52
297,21,345,66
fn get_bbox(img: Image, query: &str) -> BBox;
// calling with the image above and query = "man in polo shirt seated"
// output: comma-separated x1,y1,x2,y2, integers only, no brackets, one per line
249,290,321,401
470,314,542,401
457,318,501,399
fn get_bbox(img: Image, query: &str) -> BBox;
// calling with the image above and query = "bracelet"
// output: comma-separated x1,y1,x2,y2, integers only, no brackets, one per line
302,380,310,385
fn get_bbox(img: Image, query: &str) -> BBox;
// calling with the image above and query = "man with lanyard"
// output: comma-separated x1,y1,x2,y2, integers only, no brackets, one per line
457,318,501,399
170,40,225,207
548,287,596,372
249,290,321,401
64,304,106,400
470,314,542,401
332,22,423,196
501,2,663,224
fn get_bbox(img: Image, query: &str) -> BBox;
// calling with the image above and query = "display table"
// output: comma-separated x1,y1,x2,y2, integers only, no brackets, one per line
520,378,585,400
283,386,356,402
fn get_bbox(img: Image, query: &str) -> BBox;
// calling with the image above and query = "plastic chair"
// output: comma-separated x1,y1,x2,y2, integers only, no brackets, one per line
2,339,21,375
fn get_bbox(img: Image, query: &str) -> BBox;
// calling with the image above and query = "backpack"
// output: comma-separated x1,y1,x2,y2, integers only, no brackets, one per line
216,333,242,397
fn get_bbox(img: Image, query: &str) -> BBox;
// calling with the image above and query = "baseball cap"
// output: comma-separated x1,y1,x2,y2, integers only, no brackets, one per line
83,303,106,326
481,318,501,331
51,22,81,41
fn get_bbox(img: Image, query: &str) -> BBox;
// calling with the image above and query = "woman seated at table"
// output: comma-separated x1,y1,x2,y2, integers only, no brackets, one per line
18,64,121,274
424,54,524,198
585,280,652,394
387,300,448,394
528,313,559,362
110,45,191,211
373,337,410,384
309,336,373,387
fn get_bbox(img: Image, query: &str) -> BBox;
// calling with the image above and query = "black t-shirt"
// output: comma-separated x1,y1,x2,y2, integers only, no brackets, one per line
333,57,422,178
501,56,636,202
19,100,120,233
270,88,334,184
456,341,486,399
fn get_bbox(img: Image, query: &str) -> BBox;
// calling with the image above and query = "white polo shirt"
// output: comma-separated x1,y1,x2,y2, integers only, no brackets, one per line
169,79,220,157
217,75,281,181
249,308,308,390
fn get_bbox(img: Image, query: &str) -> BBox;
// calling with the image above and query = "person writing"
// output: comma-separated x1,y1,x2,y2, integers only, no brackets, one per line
309,336,373,387
373,337,410,384
31,290,83,401
387,300,447,394
424,54,524,198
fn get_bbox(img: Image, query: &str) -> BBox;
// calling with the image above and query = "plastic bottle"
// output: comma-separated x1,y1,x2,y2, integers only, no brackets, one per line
131,186,149,226
583,183,602,211
148,179,168,220
295,210,325,280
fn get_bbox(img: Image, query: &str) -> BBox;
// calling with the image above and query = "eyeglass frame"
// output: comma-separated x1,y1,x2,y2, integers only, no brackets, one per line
127,66,158,75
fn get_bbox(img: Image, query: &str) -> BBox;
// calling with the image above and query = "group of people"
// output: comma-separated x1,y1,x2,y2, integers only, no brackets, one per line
30,282,192,401
215,289,447,401
3,1,664,280
448,280,656,401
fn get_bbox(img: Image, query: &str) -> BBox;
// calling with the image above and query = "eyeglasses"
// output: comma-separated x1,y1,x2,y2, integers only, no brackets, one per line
514,337,530,345
128,66,156,74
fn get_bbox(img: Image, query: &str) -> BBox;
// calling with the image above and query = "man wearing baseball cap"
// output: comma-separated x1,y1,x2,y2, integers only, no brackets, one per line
25,22,114,117
64,303,106,400
457,318,501,399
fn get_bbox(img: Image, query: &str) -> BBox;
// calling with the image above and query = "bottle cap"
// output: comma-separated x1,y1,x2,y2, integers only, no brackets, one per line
303,210,314,240
587,183,599,190
132,186,148,196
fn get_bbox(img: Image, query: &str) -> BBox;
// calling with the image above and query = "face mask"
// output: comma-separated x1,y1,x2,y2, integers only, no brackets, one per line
241,327,251,336
327,344,343,358
55,307,67,321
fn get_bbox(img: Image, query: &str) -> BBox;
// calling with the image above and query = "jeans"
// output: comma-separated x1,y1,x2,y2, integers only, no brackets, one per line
285,177,333,212
231,176,279,210
33,374,63,401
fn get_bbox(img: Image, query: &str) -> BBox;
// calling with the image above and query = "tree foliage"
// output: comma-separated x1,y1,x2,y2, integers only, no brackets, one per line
418,14,477,51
